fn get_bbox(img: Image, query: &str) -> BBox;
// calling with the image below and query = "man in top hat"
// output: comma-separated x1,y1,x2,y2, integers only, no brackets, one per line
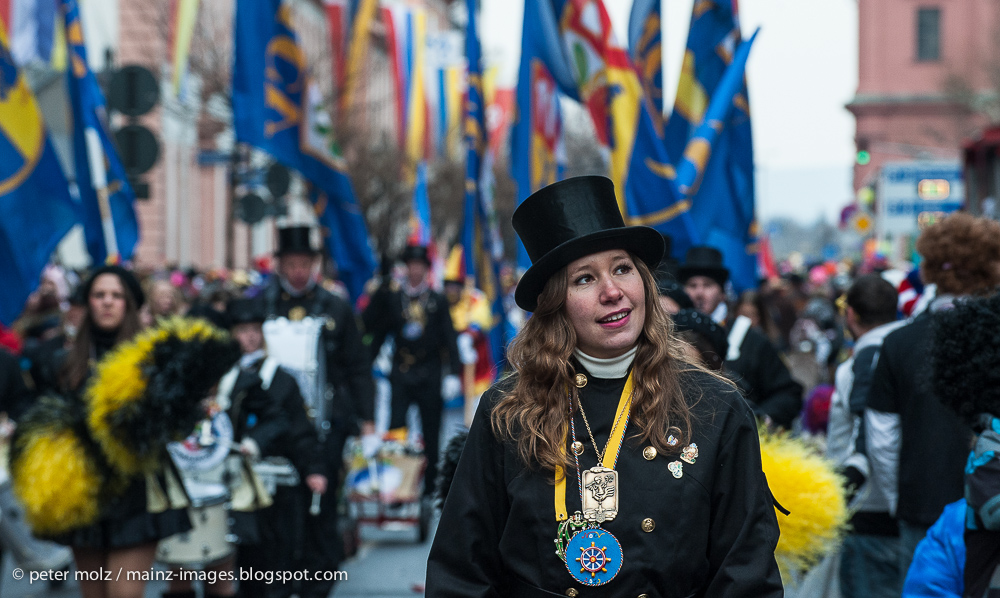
253,225,374,598
225,298,327,598
362,244,462,501
680,246,802,428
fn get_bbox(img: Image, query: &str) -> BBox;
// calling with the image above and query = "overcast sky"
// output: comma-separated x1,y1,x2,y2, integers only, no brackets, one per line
479,0,859,225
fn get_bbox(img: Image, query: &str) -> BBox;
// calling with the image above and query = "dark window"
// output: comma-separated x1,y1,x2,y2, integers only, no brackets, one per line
917,8,941,61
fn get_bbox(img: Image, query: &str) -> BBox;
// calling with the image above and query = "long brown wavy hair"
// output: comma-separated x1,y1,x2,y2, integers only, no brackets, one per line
492,253,705,473
60,275,142,392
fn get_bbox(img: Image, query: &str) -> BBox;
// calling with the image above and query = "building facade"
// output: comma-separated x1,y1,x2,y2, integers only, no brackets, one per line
848,0,998,192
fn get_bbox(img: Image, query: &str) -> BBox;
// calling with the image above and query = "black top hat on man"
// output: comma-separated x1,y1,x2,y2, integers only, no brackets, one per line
276,225,318,256
400,245,431,266
511,175,664,312
678,246,729,287
226,298,265,327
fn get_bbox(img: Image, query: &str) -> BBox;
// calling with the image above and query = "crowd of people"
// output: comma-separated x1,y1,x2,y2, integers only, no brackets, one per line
1,176,1000,597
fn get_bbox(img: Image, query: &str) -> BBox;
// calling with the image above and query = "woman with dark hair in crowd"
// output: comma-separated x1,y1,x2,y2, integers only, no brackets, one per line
26,266,195,598
426,177,781,597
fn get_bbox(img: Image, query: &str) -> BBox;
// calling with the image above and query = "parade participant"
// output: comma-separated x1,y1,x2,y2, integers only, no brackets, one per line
680,246,802,428
427,176,782,597
11,266,239,598
930,291,1000,598
826,274,904,598
363,244,463,499
865,213,1000,581
254,225,374,598
654,276,693,315
226,298,328,598
443,245,495,426
161,301,286,598
669,308,728,371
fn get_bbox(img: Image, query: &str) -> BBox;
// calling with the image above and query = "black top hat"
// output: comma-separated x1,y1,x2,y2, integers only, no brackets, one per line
678,246,729,287
512,176,664,312
400,245,431,266
276,226,319,256
226,298,265,327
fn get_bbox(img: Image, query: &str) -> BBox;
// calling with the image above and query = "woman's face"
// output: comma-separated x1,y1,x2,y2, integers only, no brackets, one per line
565,250,646,359
89,273,127,332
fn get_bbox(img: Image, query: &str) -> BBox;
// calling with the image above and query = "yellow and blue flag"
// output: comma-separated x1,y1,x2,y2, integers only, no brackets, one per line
628,0,664,120
666,0,758,290
0,19,80,324
62,0,138,265
462,0,506,367
512,0,698,262
233,0,375,301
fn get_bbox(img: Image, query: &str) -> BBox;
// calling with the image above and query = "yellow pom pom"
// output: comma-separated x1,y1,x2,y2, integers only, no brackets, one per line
758,429,849,579
12,429,101,536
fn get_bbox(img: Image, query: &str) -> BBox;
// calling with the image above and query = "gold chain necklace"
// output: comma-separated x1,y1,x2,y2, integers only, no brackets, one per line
575,387,631,463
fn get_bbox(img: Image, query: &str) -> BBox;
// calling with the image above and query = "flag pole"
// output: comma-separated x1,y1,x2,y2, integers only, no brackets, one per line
84,127,119,262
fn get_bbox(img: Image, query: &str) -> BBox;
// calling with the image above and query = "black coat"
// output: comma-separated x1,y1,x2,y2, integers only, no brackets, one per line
227,368,286,456
0,348,32,420
866,313,971,526
256,281,375,429
362,282,462,387
725,327,802,429
427,368,782,598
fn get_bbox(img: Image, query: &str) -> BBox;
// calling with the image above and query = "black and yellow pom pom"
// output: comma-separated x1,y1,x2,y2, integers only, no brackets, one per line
759,428,849,579
85,317,239,476
10,397,102,536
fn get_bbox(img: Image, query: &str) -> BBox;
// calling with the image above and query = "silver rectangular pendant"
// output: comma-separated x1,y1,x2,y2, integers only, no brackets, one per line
582,466,618,523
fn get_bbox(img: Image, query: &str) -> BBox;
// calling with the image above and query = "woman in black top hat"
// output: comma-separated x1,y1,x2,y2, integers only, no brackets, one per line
426,176,781,597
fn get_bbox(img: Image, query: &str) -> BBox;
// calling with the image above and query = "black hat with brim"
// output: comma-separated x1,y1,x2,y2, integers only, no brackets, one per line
512,176,664,312
225,298,265,327
400,245,432,266
678,246,729,288
276,226,319,256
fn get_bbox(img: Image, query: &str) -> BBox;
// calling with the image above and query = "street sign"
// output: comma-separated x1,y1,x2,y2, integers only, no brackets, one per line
876,161,964,239
238,193,267,224
266,163,291,197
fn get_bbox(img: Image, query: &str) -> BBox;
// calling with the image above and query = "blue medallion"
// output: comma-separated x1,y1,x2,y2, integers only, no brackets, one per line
565,528,623,586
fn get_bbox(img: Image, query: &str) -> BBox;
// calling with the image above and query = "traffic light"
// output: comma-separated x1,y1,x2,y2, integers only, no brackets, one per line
856,138,871,165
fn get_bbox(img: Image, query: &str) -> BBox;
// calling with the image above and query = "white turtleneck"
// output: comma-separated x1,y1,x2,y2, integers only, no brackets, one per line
573,345,638,379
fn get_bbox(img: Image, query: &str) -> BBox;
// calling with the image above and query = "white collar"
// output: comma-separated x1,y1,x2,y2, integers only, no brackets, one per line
710,302,728,325
573,346,638,379
240,349,266,370
280,276,316,298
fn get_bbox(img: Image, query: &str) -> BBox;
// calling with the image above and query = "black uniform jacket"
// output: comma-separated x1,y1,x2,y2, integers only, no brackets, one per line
725,327,802,429
228,368,286,456
257,281,375,428
427,367,782,598
363,282,462,385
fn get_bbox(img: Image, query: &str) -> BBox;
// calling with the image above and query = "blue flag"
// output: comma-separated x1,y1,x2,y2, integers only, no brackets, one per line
512,0,697,265
666,0,758,290
463,0,507,370
63,0,138,265
628,0,663,119
0,28,81,325
233,0,376,302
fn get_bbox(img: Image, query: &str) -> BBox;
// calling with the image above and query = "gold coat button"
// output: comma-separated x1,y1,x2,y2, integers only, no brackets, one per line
566,589,579,597
638,594,649,598
642,446,657,460
574,373,588,388
641,518,655,533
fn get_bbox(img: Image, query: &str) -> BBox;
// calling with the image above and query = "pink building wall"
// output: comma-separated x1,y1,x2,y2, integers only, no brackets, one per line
849,0,997,190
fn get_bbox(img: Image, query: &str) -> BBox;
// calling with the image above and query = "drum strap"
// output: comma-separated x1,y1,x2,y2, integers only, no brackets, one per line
216,367,240,412
259,358,280,391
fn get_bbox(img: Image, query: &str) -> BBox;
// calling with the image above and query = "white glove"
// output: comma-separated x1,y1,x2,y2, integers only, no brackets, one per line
361,433,381,460
442,374,463,401
457,332,478,365
239,438,260,460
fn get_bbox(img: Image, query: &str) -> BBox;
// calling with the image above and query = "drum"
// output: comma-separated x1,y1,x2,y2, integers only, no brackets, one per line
157,481,233,568
252,457,300,496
